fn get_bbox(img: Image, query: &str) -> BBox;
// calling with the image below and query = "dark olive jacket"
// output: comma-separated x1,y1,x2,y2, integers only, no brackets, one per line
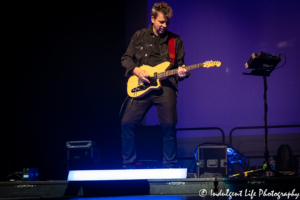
121,23,188,91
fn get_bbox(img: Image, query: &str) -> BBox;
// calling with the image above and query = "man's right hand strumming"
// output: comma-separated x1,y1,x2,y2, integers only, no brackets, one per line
133,67,150,83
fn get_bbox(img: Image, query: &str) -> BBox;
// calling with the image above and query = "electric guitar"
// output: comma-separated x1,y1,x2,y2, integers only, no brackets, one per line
127,61,221,98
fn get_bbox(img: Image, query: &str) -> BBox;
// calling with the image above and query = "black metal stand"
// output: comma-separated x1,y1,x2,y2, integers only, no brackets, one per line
243,51,286,175
263,70,270,171
243,68,273,172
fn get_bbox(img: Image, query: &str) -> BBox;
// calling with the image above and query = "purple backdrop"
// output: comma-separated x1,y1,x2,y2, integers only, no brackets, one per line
146,0,300,138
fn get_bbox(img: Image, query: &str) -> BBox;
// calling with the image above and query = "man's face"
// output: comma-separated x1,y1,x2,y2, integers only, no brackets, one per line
151,12,169,35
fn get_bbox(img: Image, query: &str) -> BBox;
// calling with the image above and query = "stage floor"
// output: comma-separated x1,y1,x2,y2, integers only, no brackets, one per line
0,177,299,200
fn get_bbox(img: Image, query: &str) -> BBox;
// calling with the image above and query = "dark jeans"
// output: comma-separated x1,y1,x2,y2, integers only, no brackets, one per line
121,86,177,167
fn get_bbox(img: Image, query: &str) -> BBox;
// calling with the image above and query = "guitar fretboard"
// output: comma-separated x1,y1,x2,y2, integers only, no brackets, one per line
157,63,204,79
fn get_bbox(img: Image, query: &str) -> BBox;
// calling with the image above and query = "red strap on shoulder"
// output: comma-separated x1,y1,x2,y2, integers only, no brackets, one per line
168,33,175,65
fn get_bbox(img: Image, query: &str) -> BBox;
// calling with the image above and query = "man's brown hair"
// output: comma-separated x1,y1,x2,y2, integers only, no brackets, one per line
151,2,173,20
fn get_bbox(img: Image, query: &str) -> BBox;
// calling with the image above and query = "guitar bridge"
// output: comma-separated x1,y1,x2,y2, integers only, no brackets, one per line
132,83,149,93
131,77,157,93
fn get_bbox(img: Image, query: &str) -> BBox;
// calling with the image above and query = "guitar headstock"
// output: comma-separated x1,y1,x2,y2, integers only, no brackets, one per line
203,60,222,68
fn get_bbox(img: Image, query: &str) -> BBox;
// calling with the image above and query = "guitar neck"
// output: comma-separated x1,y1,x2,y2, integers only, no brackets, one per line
157,63,203,79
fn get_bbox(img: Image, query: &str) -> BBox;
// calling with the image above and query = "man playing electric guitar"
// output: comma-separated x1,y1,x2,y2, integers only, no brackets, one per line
121,2,189,168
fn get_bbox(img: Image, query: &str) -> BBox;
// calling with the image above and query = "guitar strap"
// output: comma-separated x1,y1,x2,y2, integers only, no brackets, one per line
168,33,175,65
